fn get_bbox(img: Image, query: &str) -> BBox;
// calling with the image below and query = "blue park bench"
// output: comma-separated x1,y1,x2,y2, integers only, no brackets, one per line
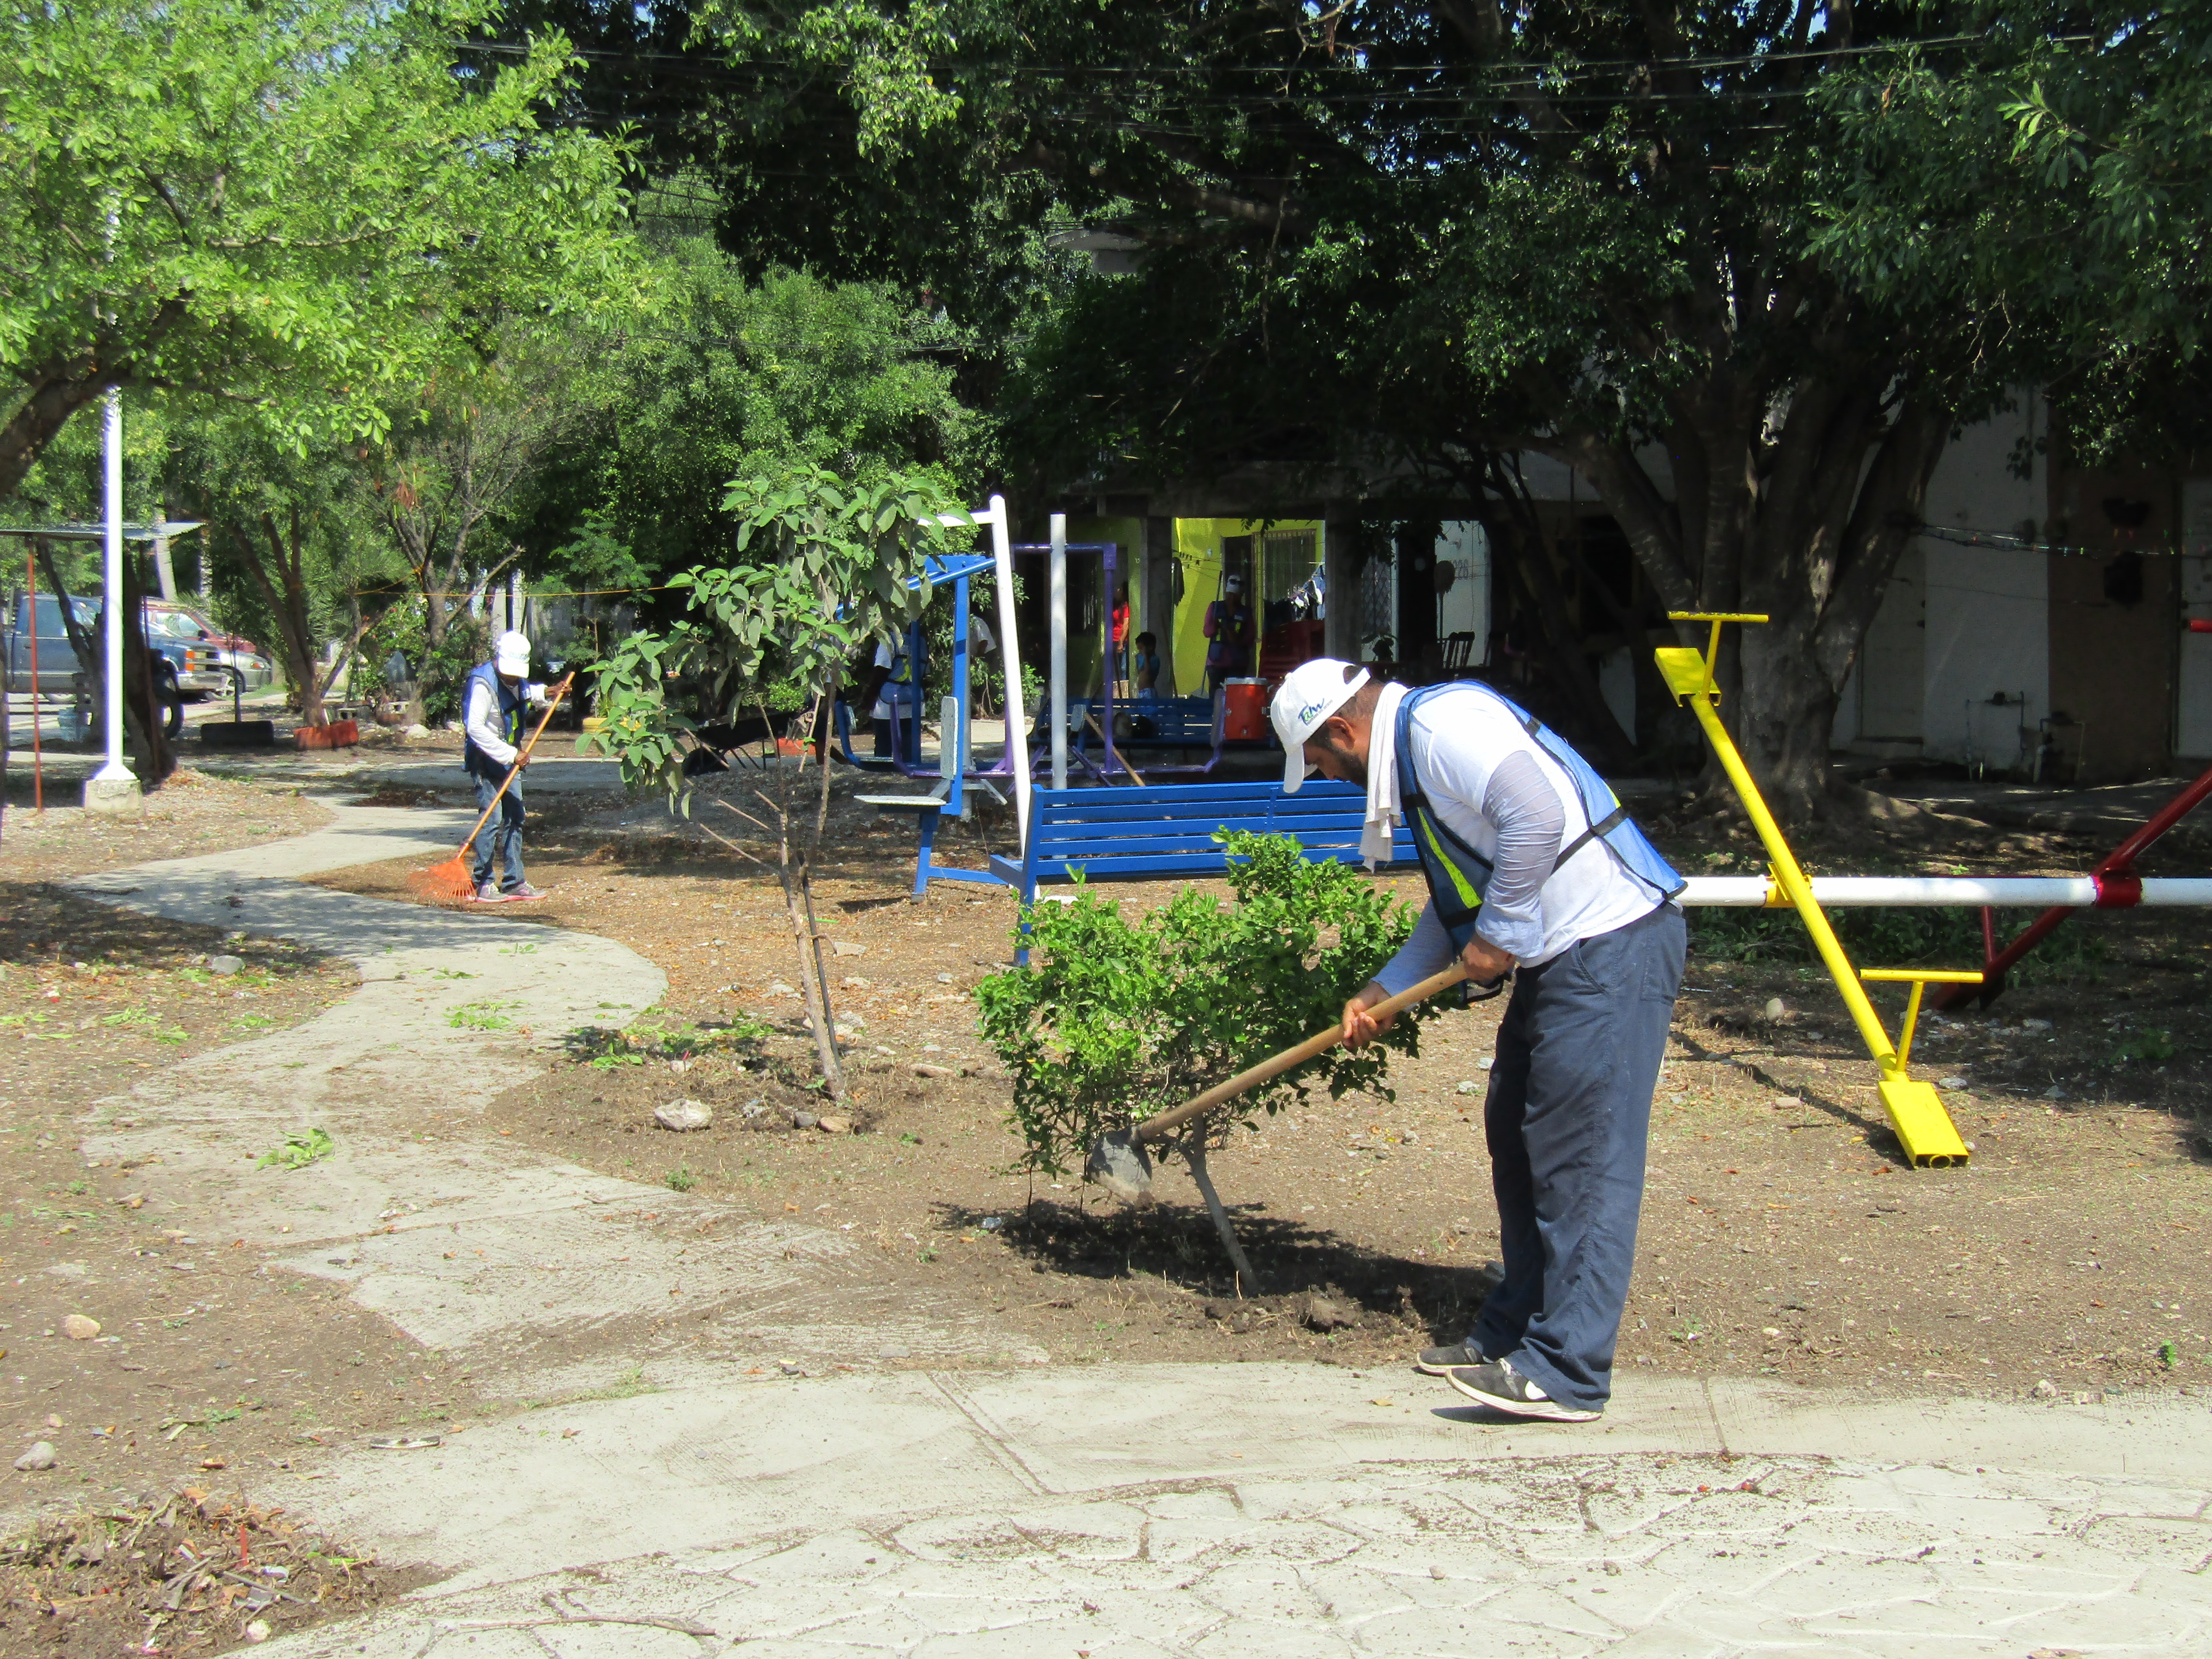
987,779,1418,906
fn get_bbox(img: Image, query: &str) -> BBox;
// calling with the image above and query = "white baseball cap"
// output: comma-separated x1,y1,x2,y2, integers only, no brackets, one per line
494,630,531,678
1270,658,1370,793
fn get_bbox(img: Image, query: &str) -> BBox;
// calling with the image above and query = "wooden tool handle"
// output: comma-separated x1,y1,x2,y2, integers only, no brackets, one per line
1132,961,1474,1147
459,674,573,851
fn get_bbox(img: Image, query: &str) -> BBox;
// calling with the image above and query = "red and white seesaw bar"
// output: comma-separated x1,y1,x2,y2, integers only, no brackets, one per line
1677,875,2212,908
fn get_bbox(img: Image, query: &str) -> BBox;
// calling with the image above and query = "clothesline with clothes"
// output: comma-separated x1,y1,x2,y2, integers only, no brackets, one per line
1914,522,2202,558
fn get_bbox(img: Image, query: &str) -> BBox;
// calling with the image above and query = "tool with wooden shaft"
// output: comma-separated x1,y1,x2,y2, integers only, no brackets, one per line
408,673,575,904
1084,960,1476,1203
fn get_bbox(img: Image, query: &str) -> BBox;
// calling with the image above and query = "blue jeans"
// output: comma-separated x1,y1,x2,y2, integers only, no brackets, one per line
1469,903,1685,1412
471,774,527,893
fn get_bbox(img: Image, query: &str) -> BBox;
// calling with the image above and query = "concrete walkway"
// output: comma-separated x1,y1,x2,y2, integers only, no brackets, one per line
54,805,2212,1657
67,802,1042,1401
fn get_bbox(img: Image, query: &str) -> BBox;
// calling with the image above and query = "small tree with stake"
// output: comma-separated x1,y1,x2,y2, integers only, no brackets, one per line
975,832,1437,1293
583,466,960,1097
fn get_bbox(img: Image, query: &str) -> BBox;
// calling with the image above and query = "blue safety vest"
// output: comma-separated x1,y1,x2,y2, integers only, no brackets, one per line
1393,683,1683,952
463,661,527,781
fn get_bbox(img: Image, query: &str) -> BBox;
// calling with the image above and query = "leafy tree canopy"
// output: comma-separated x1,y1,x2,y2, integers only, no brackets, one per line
511,189,992,593
524,0,2212,813
0,0,635,495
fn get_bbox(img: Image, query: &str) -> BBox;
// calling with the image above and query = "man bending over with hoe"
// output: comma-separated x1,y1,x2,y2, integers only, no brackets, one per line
463,629,555,903
1271,660,1685,1422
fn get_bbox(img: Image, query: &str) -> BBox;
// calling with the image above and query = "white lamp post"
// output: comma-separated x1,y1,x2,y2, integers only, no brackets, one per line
83,386,140,814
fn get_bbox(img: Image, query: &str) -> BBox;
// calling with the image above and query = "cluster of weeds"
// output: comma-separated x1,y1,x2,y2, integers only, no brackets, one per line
563,1007,772,1070
447,998,523,1032
254,1127,334,1171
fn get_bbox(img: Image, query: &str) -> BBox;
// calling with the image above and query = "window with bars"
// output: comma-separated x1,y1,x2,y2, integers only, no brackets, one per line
1263,531,1317,603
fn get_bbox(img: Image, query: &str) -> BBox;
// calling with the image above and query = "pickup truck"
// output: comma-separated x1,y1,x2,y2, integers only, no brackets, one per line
4,592,202,738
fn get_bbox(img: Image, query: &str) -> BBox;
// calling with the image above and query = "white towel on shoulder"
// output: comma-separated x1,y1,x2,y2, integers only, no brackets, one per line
1360,681,1411,870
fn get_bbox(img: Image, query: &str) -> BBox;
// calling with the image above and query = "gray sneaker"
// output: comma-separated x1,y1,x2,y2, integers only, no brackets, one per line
501,882,548,901
1414,1342,1490,1375
471,882,509,903
1443,1359,1601,1422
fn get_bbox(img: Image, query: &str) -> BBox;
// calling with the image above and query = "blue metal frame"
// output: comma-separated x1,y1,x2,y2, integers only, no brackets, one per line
994,780,1420,960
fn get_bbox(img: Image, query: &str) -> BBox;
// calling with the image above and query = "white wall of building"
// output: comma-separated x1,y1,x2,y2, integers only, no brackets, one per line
1835,395,2050,770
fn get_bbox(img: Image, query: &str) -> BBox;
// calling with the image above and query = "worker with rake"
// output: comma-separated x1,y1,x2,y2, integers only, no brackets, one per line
1272,659,1686,1422
462,630,555,903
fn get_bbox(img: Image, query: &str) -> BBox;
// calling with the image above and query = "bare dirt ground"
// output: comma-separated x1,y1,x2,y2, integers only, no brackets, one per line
0,768,332,881
2,1489,428,1657
309,764,2212,1404
0,777,434,1659
9,751,2211,1650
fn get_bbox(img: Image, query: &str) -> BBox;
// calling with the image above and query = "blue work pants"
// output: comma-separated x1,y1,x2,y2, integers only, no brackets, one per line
1469,902,1685,1412
470,774,528,893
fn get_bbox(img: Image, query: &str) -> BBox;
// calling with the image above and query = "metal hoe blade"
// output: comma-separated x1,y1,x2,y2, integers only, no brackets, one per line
1084,1129,1155,1206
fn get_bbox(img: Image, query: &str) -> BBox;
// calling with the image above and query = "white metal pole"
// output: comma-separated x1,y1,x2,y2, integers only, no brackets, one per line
1676,875,2212,907
987,496,1030,848
1049,513,1068,792
92,390,131,786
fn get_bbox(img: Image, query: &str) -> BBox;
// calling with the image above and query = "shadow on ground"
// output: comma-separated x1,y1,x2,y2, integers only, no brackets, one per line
934,1197,1501,1341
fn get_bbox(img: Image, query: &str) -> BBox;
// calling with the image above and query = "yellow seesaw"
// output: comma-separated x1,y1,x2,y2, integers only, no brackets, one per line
1657,614,1979,1168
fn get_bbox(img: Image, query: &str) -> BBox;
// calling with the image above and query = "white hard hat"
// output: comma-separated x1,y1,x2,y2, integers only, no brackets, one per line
1270,658,1369,793
494,630,531,677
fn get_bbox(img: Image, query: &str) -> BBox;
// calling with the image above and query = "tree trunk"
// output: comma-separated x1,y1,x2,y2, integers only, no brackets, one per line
771,799,845,1099
1537,375,1953,821
1731,627,1843,822
0,375,112,502
234,510,325,726
1183,1142,1258,1295
425,587,448,648
120,550,174,783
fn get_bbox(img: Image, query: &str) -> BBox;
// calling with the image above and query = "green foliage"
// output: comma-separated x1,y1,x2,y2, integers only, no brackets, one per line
421,615,492,728
0,0,635,493
254,1128,334,1172
447,999,522,1033
564,1009,771,1069
665,1166,699,1193
2112,1028,2178,1066
513,202,992,588
975,831,1430,1178
582,464,962,805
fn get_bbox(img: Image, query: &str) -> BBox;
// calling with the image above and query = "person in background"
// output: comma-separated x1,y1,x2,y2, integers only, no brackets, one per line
1270,658,1685,1423
1202,573,1252,692
848,635,918,760
462,630,554,902
1110,583,1132,695
1132,631,1162,701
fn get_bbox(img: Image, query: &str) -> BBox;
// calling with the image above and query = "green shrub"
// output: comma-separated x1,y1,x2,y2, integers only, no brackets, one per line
976,830,1434,1182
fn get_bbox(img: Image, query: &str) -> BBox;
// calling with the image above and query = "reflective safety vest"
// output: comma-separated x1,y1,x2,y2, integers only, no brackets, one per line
462,660,528,781
1393,682,1684,952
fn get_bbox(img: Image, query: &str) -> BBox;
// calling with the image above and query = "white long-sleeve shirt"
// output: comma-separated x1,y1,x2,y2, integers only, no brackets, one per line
1374,684,1665,994
464,676,548,769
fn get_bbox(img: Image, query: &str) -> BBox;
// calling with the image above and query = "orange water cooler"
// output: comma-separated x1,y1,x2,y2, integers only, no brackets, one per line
1221,678,1267,741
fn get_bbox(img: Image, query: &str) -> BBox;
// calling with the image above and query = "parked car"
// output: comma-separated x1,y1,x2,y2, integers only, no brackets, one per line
5,592,190,738
143,600,273,695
